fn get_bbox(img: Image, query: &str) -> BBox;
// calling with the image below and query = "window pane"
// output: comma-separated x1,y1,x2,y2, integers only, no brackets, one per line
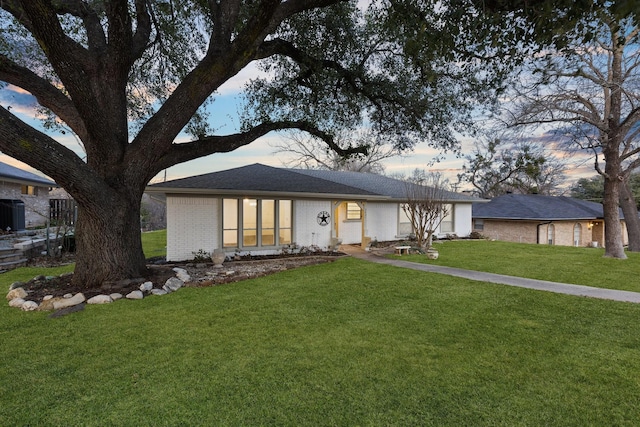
243,199,257,229
347,202,361,220
243,199,257,247
223,199,238,228
223,199,238,247
441,204,453,233
279,228,292,245
243,229,257,246
279,200,291,228
279,200,292,244
223,230,238,247
573,223,581,246
262,200,275,245
399,204,411,223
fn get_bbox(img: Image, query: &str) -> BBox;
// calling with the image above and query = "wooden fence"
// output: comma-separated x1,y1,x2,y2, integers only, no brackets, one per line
49,199,77,226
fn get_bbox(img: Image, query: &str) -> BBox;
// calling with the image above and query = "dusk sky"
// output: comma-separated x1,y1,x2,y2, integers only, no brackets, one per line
0,62,594,192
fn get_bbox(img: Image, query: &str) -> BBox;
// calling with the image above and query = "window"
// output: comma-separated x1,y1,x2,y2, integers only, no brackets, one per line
440,204,453,233
21,185,37,196
547,224,555,245
223,198,292,248
243,199,258,246
573,223,581,247
261,200,275,246
346,202,362,220
398,204,412,236
279,200,292,245
223,199,238,248
474,219,484,231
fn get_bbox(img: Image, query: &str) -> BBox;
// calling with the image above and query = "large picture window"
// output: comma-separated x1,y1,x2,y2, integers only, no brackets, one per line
223,198,292,248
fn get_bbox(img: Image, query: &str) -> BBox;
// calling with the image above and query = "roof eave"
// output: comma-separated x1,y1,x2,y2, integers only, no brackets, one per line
0,176,57,187
146,187,390,201
473,216,605,221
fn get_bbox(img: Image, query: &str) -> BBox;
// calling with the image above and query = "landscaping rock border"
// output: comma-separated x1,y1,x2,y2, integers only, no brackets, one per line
5,255,344,314
6,266,189,313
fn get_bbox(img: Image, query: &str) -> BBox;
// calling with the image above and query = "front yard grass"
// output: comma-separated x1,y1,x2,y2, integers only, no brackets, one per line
2,256,640,425
394,239,640,293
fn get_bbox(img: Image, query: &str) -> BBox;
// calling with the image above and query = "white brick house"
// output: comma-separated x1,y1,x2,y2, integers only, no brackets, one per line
148,164,481,262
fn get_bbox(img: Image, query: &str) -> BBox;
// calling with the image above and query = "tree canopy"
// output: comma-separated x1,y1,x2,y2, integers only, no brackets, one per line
0,0,613,285
460,137,567,198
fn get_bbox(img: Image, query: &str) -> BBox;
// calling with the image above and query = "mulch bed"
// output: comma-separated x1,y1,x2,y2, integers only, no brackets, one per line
13,251,346,304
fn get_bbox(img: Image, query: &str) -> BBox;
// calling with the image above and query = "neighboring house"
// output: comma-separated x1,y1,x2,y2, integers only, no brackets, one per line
472,194,627,248
147,163,481,261
0,161,57,229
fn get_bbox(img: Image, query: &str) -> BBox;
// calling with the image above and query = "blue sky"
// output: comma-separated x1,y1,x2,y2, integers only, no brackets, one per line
0,63,594,191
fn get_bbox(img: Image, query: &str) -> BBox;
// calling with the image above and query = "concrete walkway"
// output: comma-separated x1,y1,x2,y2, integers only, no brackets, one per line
340,245,640,304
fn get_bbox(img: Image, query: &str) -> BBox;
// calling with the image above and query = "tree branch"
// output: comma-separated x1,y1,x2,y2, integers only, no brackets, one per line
0,107,102,201
131,0,152,61
0,54,87,141
151,120,367,174
49,0,107,52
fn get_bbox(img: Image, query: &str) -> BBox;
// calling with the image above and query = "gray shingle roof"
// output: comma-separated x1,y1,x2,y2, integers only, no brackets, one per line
149,163,480,202
149,164,379,196
293,168,476,201
0,162,56,187
472,194,616,220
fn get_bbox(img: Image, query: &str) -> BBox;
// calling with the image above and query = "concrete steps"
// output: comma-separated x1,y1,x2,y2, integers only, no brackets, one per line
0,232,71,272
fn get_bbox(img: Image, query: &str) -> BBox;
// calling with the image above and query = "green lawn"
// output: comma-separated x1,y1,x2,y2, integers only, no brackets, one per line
141,228,167,258
2,257,640,425
394,239,640,292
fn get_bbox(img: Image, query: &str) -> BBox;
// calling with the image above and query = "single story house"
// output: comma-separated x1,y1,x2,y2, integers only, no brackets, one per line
472,194,627,248
0,161,57,229
147,163,482,261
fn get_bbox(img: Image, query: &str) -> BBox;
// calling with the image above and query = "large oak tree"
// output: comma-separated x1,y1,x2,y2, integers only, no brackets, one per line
0,0,588,286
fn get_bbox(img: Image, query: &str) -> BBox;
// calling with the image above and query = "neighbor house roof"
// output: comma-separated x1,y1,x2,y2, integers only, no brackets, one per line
472,194,619,220
0,161,56,187
148,163,481,202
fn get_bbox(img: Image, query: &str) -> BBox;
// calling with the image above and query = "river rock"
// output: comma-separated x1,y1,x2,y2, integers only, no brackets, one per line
21,301,39,311
110,293,123,301
53,293,86,310
173,268,191,283
140,281,153,292
87,295,113,304
6,287,27,301
126,290,144,300
150,288,168,296
9,281,25,290
9,298,25,308
163,277,184,293
38,297,63,311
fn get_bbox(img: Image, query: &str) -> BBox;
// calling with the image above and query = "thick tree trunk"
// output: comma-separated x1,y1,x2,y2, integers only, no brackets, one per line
620,180,640,252
72,190,148,288
602,174,627,259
